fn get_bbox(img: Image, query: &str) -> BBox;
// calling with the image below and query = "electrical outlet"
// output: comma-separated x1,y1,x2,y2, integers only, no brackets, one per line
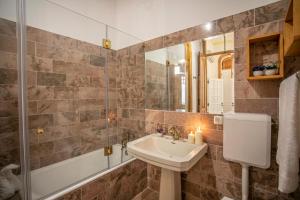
214,115,223,125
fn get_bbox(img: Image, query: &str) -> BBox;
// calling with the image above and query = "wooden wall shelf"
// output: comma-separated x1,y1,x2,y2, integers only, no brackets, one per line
246,33,284,80
284,0,300,56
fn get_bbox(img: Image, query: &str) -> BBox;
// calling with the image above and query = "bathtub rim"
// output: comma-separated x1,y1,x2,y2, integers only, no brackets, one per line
39,157,136,200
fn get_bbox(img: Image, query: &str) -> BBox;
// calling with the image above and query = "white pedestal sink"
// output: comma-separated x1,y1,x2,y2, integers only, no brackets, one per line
127,134,208,200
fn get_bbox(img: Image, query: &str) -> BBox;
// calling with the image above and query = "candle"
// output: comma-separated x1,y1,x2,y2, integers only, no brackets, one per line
195,127,203,145
188,131,195,144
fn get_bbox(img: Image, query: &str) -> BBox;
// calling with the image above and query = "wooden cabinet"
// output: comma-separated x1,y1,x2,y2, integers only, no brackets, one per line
247,33,284,80
284,0,300,56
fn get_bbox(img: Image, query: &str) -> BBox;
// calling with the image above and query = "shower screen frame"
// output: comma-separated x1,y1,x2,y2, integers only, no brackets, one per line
16,0,31,199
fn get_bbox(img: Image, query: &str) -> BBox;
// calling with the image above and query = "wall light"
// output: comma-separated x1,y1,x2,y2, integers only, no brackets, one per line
204,22,213,31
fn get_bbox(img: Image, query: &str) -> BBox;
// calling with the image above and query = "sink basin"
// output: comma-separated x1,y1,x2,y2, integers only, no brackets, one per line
127,134,208,200
127,134,207,171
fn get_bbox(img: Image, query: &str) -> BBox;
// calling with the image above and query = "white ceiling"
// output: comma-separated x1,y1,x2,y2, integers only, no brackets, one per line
114,0,279,41
50,0,279,41
0,0,280,49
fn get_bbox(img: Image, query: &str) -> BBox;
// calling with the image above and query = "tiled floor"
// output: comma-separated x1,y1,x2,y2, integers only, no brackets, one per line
132,188,159,200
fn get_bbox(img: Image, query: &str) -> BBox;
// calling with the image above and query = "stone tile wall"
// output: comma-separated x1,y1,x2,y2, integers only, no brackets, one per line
0,18,119,170
1,0,300,199
145,60,168,110
144,0,300,199
0,18,20,169
58,159,147,200
116,44,146,143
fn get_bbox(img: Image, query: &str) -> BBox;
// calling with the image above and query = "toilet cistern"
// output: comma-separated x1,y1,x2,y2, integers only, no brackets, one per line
223,112,271,200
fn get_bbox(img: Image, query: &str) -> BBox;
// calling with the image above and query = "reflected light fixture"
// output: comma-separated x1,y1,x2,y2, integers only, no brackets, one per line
178,59,186,64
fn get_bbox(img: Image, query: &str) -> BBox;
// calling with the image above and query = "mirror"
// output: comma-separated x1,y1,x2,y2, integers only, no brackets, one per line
145,32,234,114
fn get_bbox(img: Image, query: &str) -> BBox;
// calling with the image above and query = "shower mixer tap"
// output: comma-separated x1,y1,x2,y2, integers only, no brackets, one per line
121,133,130,155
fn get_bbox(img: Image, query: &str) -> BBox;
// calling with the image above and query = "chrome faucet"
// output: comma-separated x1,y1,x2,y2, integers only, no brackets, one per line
168,127,180,140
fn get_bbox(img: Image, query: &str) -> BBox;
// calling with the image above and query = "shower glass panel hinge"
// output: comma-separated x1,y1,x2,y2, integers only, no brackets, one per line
104,145,113,156
102,39,111,49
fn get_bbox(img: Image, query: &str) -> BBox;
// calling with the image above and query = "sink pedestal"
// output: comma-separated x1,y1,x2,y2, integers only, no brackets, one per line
159,168,181,200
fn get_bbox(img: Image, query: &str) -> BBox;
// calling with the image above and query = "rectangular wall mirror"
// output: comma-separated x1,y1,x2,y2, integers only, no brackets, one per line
145,32,235,114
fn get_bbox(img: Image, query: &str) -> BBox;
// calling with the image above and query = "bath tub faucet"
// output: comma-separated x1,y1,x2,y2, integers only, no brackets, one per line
121,133,130,155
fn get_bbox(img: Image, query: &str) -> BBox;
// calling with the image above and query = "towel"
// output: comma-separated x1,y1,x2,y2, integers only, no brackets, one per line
277,74,300,193
0,164,22,200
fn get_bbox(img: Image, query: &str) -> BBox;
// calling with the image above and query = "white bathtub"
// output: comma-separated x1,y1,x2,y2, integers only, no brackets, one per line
31,144,134,200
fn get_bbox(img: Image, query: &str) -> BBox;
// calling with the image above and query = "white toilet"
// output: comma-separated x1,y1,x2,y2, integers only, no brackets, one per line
223,112,272,200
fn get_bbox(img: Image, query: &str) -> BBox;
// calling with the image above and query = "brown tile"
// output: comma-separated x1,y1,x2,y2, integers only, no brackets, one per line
27,56,52,72
38,125,78,143
216,15,235,33
81,179,108,200
0,52,17,68
76,40,101,55
54,112,79,126
0,35,17,53
77,99,104,111
90,55,105,67
78,87,105,99
234,20,282,49
53,136,81,153
233,10,255,30
164,111,201,127
285,56,300,78
0,100,18,117
54,87,78,99
28,86,54,100
53,60,103,76
215,178,242,199
28,101,37,114
255,0,289,25
0,68,17,84
37,100,57,114
30,141,54,158
0,132,19,152
202,128,223,145
66,74,90,87
28,114,54,129
253,80,280,98
0,148,19,169
90,76,105,88
234,81,257,99
0,85,18,101
251,168,278,193
234,98,279,122
251,187,278,200
27,26,77,50
80,110,101,122
199,187,221,200
144,37,164,52
182,180,201,197
36,43,89,64
129,43,145,55
37,72,66,86
216,9,255,33
0,116,19,134
0,18,16,37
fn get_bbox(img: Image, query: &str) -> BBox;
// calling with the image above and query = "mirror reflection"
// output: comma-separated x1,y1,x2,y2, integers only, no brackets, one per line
145,32,234,114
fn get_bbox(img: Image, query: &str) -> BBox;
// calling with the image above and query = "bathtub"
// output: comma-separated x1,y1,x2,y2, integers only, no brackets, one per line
31,144,134,200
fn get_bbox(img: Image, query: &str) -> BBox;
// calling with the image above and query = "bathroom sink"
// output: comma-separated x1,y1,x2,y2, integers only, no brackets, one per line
127,134,208,171
128,134,207,200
